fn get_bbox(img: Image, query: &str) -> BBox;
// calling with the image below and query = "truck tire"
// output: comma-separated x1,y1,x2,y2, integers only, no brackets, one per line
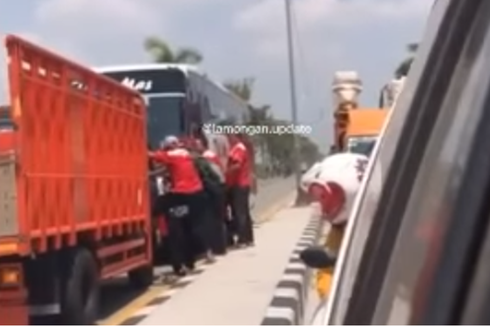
60,248,100,325
128,264,154,289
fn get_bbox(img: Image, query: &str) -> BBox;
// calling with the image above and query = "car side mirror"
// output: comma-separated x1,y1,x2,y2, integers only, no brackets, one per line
300,246,336,269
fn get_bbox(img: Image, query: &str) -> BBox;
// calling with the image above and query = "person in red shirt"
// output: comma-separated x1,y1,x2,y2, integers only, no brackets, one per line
227,134,255,247
149,135,204,276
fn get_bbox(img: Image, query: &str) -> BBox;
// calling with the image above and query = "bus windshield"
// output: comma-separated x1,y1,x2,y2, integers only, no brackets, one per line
99,68,187,149
146,96,184,149
347,135,377,157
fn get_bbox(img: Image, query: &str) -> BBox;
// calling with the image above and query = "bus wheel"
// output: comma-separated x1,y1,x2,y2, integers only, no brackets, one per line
128,265,154,289
60,248,100,325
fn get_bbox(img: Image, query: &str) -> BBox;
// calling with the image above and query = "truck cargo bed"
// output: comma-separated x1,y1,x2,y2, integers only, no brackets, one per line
0,35,150,257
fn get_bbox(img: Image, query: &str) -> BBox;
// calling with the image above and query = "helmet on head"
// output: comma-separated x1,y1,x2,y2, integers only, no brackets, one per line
307,153,369,225
161,135,179,149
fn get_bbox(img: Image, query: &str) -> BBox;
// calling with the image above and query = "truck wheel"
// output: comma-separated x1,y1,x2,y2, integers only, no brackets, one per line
128,265,154,289
60,248,100,325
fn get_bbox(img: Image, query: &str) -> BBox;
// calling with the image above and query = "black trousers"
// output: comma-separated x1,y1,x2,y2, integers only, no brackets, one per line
160,191,202,273
190,192,216,255
230,186,254,245
225,187,237,246
199,186,227,255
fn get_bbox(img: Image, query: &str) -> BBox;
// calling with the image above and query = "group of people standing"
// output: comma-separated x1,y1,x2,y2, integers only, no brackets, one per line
148,133,255,277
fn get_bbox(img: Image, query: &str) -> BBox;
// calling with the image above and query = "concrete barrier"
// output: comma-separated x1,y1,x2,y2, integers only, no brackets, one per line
261,213,323,325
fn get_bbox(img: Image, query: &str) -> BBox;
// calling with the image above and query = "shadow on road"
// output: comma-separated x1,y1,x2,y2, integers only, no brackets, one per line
98,277,148,321
30,268,176,325
31,178,293,325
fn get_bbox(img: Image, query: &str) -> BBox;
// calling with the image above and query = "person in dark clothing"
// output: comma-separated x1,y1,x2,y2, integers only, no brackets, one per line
230,186,253,246
224,188,237,247
149,136,205,276
227,134,254,247
189,147,223,258
225,149,238,247
194,139,228,255
158,192,201,273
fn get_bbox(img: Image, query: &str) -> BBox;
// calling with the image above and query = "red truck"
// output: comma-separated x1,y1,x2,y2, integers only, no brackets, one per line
0,35,153,324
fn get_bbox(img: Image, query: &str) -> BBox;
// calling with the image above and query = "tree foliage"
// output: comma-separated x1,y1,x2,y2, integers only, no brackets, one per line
224,79,321,175
144,36,203,64
394,42,418,78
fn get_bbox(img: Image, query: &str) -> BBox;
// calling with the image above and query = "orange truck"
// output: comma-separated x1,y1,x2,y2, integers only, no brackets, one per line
331,71,388,155
0,35,152,324
344,109,388,155
333,105,387,155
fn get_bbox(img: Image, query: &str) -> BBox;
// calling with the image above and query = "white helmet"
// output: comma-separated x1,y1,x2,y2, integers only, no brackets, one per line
307,153,369,225
161,135,179,149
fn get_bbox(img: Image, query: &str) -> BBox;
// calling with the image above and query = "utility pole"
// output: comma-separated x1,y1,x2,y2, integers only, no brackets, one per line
285,0,302,190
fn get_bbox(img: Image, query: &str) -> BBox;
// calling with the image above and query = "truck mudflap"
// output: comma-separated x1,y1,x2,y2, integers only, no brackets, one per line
0,299,29,325
0,262,29,325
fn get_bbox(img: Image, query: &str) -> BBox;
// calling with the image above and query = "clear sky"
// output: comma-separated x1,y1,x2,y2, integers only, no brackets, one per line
0,0,432,148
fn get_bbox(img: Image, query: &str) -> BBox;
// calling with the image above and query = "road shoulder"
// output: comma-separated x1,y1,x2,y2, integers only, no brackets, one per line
261,209,323,325
138,205,313,325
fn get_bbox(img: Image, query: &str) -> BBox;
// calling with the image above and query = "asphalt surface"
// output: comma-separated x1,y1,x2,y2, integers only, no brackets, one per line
139,205,311,325
96,176,296,325
253,176,295,220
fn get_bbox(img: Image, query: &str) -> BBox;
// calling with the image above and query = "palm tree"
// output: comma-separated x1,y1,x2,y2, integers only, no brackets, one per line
394,42,419,78
144,36,203,64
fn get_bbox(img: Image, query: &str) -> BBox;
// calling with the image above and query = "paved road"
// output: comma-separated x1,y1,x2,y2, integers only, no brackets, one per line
253,176,295,220
97,177,297,325
138,205,311,325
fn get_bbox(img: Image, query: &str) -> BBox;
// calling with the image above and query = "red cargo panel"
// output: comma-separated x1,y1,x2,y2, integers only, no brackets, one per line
3,35,149,255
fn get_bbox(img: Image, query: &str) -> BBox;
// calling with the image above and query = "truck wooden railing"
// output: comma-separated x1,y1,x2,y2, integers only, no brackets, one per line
0,34,153,325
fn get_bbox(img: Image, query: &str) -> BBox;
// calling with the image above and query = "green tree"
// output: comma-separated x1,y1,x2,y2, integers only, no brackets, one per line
223,78,321,176
223,78,273,125
144,36,203,64
394,42,418,78
298,135,322,167
224,79,279,174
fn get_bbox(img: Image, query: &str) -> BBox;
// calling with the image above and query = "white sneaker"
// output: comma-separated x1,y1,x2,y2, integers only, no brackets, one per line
205,252,216,263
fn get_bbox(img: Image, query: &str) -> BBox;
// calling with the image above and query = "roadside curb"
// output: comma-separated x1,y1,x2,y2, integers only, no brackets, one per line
261,212,323,325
